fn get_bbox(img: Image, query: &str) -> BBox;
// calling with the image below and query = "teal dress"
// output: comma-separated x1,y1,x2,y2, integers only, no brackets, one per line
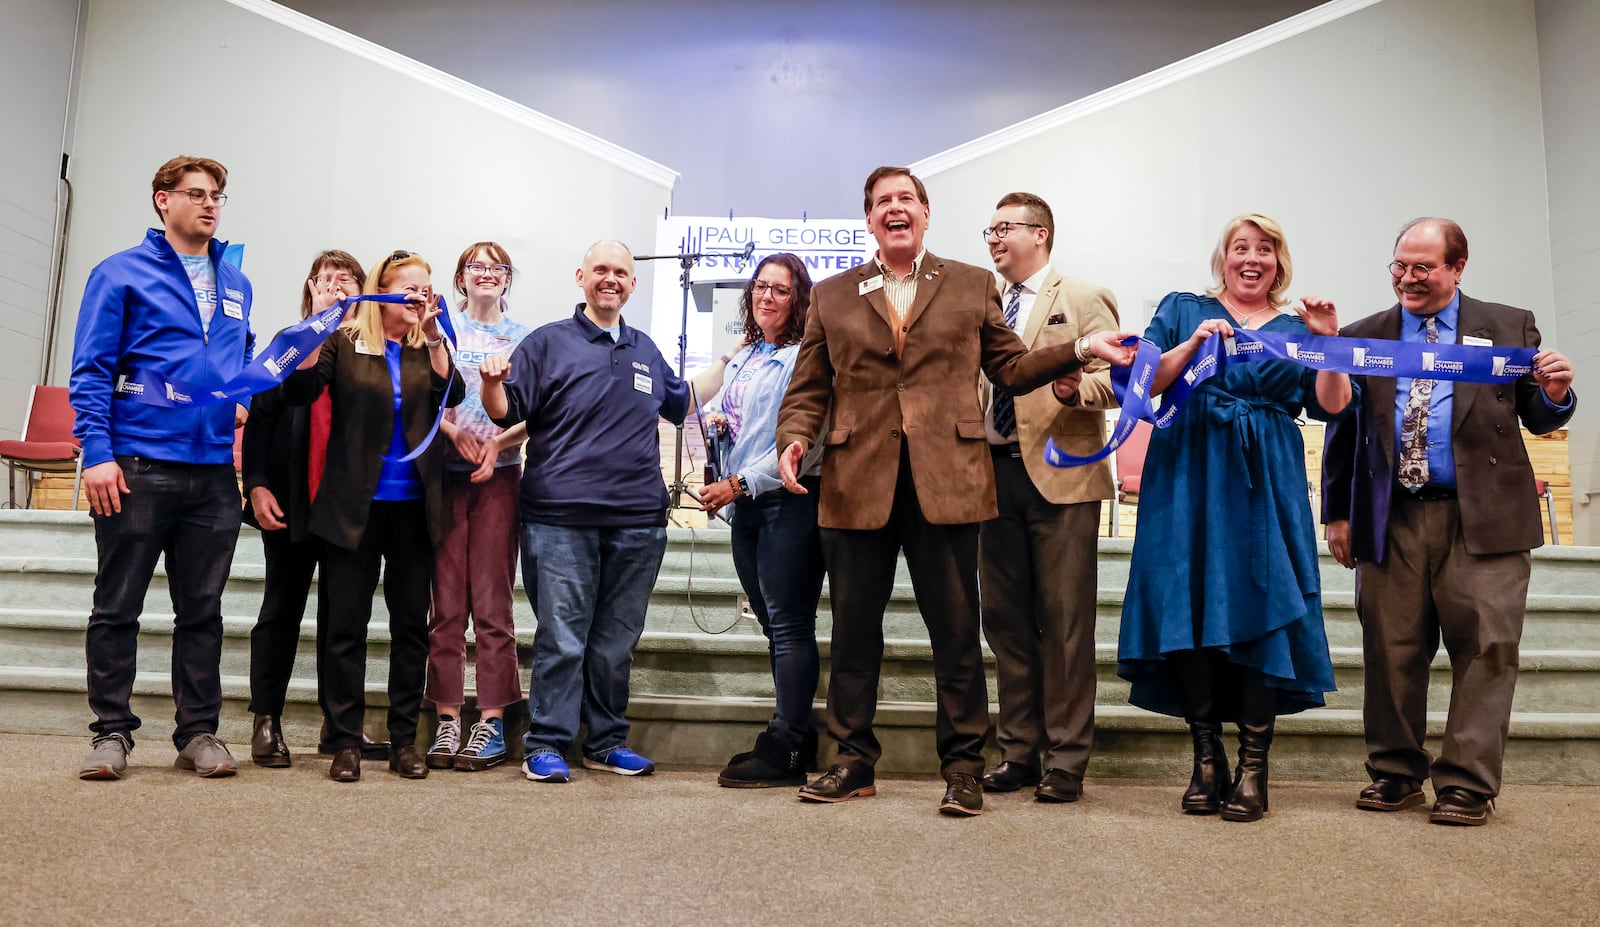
1118,292,1337,718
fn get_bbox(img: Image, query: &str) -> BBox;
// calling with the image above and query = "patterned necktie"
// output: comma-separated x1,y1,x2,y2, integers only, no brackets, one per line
992,282,1024,440
1398,314,1439,491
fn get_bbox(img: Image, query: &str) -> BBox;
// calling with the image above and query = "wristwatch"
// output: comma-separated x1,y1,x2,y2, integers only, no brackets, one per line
731,474,750,497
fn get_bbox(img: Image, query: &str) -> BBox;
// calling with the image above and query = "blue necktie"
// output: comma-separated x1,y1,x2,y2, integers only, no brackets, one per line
992,282,1023,440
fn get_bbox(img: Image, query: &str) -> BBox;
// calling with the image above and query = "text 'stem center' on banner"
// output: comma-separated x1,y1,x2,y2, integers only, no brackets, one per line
649,215,870,371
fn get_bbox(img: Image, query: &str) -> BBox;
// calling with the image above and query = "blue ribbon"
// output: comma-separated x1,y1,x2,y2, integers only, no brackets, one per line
1044,328,1537,469
114,293,460,463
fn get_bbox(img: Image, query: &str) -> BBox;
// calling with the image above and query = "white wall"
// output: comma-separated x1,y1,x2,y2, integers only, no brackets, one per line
54,0,678,384
914,0,1554,341
1537,0,1600,543
0,0,83,441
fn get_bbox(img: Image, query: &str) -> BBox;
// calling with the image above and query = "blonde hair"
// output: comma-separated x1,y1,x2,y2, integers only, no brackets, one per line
1206,213,1293,309
342,251,433,348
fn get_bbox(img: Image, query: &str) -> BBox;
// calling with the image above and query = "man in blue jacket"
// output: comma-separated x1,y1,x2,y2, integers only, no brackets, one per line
71,156,255,780
480,240,688,783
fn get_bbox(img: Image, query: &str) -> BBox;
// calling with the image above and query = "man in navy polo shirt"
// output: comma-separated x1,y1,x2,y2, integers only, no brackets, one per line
70,155,255,780
481,240,688,782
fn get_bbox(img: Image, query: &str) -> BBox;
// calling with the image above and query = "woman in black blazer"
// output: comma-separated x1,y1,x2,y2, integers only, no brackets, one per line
285,250,464,782
243,249,371,768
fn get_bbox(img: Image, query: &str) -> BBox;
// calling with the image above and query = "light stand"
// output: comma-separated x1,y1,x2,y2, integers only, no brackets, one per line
634,241,753,524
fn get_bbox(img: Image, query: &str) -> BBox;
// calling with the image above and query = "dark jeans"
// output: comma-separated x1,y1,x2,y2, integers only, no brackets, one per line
318,500,432,749
86,457,241,749
521,522,667,757
247,528,326,718
730,475,823,749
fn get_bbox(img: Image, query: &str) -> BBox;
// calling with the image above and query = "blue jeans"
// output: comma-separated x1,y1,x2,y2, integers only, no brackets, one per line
730,476,823,748
86,458,241,749
521,522,667,756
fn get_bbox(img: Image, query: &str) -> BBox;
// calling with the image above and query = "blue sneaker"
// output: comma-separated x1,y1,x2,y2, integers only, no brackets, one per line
523,751,570,783
455,718,506,772
583,746,655,776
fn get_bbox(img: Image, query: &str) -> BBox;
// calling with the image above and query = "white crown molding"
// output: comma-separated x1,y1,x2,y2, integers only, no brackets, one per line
222,0,680,190
912,0,1386,178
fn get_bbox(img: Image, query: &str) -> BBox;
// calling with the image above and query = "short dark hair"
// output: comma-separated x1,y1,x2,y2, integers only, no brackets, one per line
995,191,1055,254
151,156,227,221
1395,217,1469,266
862,166,929,214
739,253,813,348
299,250,366,320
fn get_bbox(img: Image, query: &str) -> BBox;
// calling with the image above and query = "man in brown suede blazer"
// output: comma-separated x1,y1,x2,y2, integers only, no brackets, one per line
975,192,1119,805
776,166,1131,815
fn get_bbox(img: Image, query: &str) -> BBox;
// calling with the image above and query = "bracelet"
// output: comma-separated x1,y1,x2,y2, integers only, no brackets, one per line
424,335,443,348
1074,335,1093,363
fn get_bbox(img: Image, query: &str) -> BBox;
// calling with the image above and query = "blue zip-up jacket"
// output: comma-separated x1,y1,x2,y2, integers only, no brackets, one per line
70,229,255,467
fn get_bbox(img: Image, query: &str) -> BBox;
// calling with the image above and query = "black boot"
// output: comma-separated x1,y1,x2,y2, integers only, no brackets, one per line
1221,720,1273,822
1222,667,1278,822
251,714,291,768
717,731,806,788
1180,721,1228,814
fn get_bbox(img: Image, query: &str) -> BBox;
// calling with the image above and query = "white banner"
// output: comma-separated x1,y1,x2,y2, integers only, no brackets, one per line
648,215,871,371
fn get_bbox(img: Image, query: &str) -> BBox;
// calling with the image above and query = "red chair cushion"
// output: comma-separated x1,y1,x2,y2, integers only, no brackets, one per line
0,439,79,463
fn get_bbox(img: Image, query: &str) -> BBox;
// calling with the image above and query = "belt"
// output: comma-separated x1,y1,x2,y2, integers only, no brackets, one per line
1405,486,1457,502
989,443,1022,459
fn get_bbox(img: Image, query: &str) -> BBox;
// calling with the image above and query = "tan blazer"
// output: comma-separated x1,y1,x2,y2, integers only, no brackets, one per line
777,251,1084,530
979,270,1119,505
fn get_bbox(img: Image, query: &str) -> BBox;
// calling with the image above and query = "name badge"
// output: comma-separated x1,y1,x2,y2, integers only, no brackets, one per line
634,372,652,394
354,339,380,356
858,275,884,296
222,300,244,320
1462,335,1492,347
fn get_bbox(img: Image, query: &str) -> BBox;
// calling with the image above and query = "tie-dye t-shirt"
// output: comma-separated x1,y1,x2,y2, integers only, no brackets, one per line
177,252,218,335
445,309,534,472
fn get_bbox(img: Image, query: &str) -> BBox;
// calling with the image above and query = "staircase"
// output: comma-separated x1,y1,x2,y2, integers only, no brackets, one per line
2,509,1596,782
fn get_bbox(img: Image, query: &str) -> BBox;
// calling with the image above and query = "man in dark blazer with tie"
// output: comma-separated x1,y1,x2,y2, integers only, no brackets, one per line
776,166,1133,816
1322,217,1575,826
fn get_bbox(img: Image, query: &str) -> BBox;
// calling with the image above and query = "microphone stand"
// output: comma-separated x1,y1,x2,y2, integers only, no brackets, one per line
634,241,754,525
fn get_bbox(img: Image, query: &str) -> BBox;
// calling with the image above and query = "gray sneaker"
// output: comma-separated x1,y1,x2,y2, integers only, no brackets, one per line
175,733,237,778
79,732,132,780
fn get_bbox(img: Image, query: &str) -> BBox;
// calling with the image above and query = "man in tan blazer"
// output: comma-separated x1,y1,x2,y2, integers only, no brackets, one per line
976,192,1119,804
776,166,1132,816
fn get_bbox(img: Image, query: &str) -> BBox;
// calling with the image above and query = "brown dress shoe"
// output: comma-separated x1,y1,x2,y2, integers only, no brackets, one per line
329,746,361,783
1035,768,1083,803
389,744,429,779
1357,776,1425,812
981,761,1042,793
939,772,984,816
797,764,876,803
1430,786,1492,826
251,714,291,769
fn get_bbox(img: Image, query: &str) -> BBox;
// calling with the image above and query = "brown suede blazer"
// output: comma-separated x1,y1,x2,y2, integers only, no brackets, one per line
978,270,1120,505
283,331,464,551
777,251,1085,529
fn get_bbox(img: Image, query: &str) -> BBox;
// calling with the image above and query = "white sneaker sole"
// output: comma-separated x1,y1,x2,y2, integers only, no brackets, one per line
582,757,654,776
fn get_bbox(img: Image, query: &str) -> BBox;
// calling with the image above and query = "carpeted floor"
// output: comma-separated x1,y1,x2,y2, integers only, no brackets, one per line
3,731,1597,926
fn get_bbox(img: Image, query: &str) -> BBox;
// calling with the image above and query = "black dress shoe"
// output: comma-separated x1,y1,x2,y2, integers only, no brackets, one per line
319,723,391,761
1035,768,1083,803
1356,776,1425,812
1430,786,1492,826
981,760,1042,793
329,746,361,783
389,744,429,779
939,772,984,816
797,764,876,803
250,714,291,769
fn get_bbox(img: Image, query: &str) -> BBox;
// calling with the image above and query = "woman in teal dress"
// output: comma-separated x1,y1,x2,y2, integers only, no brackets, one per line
1119,213,1351,822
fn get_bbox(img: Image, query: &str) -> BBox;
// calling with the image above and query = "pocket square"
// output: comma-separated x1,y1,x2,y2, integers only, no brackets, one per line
1046,314,1066,325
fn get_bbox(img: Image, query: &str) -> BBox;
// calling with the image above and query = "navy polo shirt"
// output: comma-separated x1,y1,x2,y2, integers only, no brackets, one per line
495,305,689,527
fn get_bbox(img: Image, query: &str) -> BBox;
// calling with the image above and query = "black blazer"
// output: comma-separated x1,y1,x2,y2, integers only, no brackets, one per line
241,384,316,543
283,332,464,551
1321,293,1575,562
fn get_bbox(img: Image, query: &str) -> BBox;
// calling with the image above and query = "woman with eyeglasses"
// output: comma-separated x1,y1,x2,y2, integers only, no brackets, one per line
285,250,464,782
1117,213,1350,821
694,252,825,788
422,242,532,772
243,250,395,767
